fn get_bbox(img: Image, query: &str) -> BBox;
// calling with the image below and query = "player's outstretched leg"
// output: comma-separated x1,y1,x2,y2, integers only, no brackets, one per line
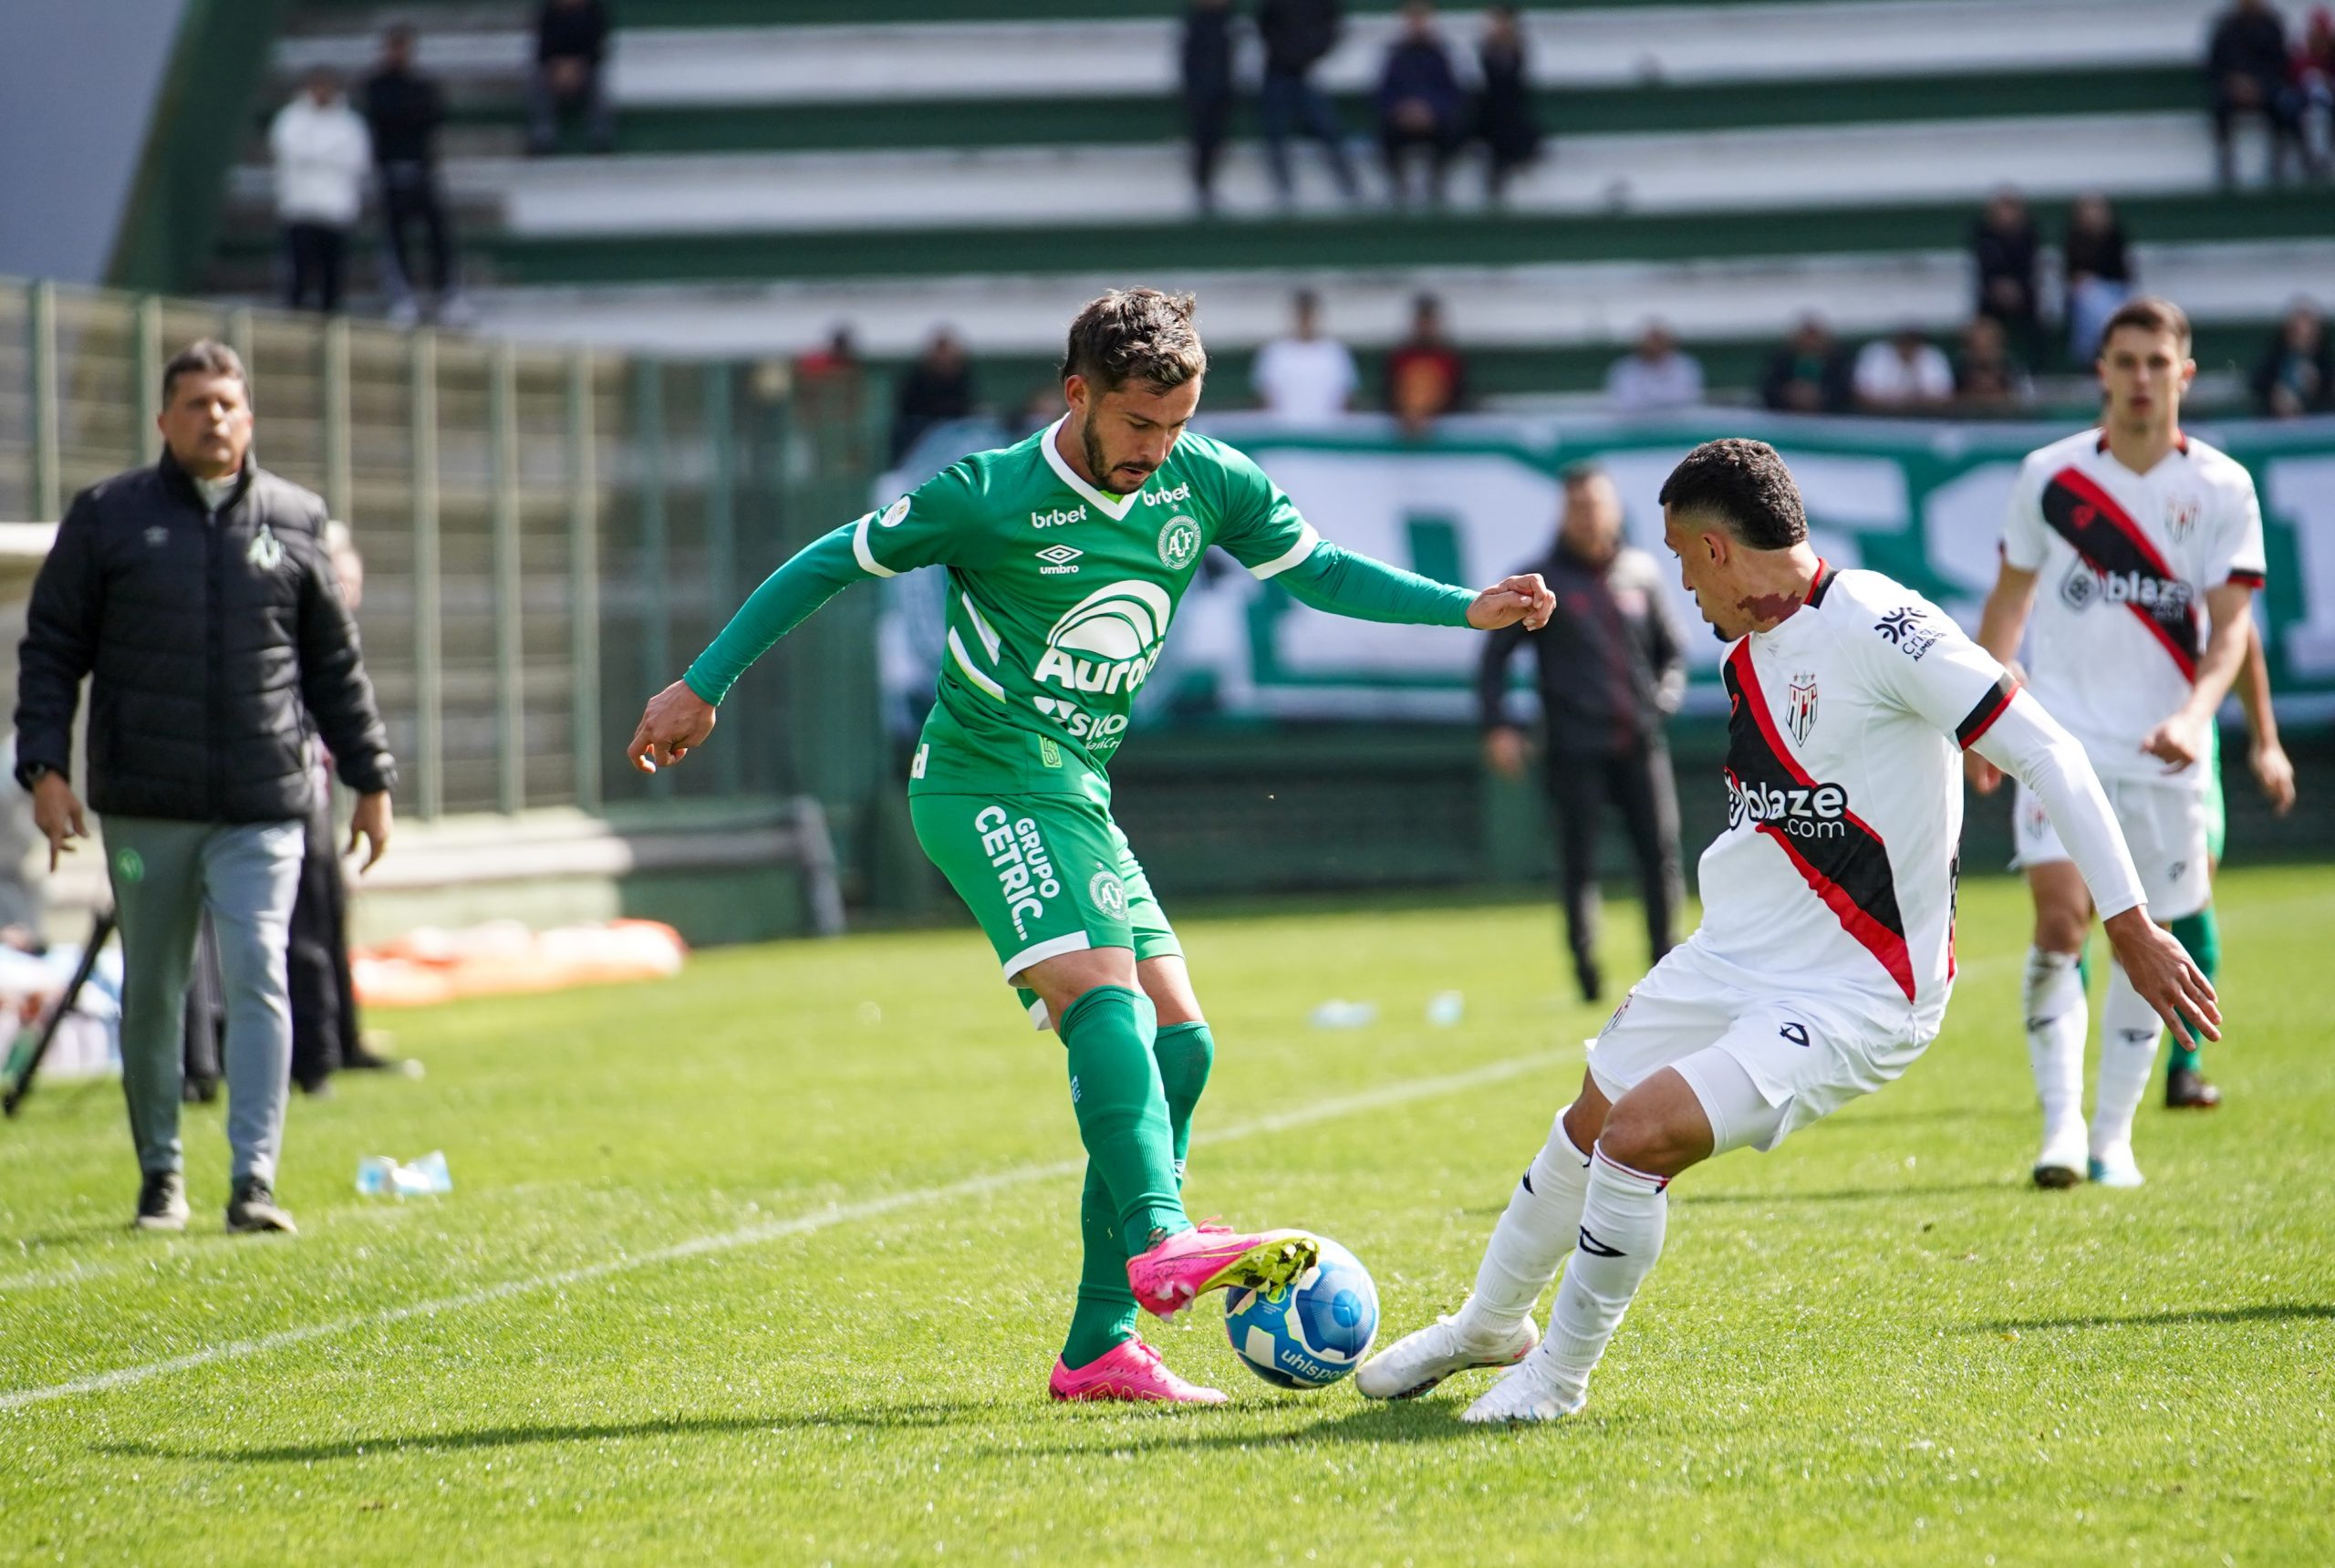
2163,906,2222,1109
2089,959,2163,1187
1153,1020,1214,1181
2024,946,2090,1187
1356,1106,1587,1399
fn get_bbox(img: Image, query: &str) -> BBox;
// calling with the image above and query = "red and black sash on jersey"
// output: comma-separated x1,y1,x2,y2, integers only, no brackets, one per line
2040,466,2199,680
1723,643,1917,1001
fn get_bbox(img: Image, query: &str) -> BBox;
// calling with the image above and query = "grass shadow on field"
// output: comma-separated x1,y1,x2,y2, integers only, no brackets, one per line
1676,1180,2008,1208
1962,1303,2335,1334
982,1397,1583,1460
93,1405,975,1465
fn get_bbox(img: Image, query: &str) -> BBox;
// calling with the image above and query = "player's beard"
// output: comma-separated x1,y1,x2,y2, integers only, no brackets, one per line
1082,422,1149,495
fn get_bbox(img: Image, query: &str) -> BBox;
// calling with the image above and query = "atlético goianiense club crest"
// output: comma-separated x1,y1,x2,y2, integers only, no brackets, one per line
1785,671,1818,746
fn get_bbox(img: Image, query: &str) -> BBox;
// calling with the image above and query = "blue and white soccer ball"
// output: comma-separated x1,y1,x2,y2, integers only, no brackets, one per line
1223,1236,1379,1388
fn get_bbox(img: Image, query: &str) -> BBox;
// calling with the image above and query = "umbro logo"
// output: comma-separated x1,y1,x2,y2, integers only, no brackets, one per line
1779,1021,1811,1047
1035,545,1083,576
2117,1029,2158,1047
1577,1226,1625,1259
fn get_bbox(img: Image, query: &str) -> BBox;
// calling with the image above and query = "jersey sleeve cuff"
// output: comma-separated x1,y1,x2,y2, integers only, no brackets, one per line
1248,521,1322,580
1956,674,2019,750
2225,568,2266,589
681,664,729,707
851,509,898,578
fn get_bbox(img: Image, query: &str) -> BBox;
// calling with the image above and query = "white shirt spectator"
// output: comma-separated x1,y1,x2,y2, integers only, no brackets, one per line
1252,336,1359,423
1604,348,1705,412
1852,338,1955,408
270,93,371,227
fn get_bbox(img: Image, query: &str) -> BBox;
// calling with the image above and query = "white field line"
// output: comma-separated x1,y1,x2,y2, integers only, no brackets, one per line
0,1046,1579,1413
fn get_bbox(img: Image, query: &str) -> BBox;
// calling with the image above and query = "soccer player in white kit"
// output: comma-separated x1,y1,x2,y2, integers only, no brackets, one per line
1355,439,2217,1424
1967,297,2266,1189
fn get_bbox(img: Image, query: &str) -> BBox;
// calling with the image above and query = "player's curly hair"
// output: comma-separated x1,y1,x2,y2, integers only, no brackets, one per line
1061,288,1208,394
1657,438,1807,550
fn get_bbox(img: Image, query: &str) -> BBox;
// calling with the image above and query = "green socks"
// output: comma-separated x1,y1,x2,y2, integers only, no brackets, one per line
1060,1013,1218,1370
1057,986,1188,1258
2166,905,2221,1074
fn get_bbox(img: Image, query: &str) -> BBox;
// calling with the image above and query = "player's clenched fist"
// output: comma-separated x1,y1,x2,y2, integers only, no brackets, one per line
627,680,717,774
1468,573,1555,632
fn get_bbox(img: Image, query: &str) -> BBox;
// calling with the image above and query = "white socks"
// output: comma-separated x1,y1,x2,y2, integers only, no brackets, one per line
2092,959,2163,1157
2023,947,2088,1147
1457,1111,1593,1340
1538,1150,1670,1407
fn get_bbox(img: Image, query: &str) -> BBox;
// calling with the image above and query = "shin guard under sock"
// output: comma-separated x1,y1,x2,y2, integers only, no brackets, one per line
1458,1109,1593,1337
1057,985,1187,1255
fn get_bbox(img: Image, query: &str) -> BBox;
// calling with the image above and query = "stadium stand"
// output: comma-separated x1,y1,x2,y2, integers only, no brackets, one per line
205,0,2333,406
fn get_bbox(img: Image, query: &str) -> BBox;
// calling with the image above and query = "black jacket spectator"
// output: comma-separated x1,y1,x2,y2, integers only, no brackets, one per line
1477,539,1686,756
891,335,977,462
2207,0,2303,181
535,0,608,64
1760,321,1852,413
363,58,442,165
2253,307,2334,417
1971,191,2039,331
1475,9,1541,199
1181,0,1238,209
15,453,395,822
1258,0,1342,76
2062,208,2132,288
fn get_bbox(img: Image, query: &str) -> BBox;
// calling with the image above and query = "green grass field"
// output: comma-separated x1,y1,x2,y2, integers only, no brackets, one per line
3,867,2330,1565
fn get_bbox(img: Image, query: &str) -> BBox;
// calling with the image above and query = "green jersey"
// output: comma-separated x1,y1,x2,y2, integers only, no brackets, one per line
684,417,1476,798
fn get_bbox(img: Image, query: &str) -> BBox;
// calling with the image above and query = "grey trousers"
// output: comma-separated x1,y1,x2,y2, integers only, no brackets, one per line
103,816,305,1183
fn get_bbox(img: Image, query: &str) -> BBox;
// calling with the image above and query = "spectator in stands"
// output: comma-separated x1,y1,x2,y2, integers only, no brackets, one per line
1258,0,1362,206
2297,7,2335,172
1475,5,1541,203
530,0,616,156
364,25,463,328
1852,326,1954,412
891,329,976,462
1953,316,2032,411
1376,2,1467,207
270,68,370,314
1970,187,2039,352
1252,290,1359,422
2061,192,2134,364
1385,293,1468,434
1603,323,1703,413
1759,315,1852,414
2253,301,2334,417
1182,0,1238,213
794,326,867,441
2207,0,2303,186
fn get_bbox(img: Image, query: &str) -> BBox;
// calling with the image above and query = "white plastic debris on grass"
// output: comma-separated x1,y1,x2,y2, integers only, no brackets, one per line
1427,991,1466,1027
1309,1000,1378,1030
356,1150,452,1198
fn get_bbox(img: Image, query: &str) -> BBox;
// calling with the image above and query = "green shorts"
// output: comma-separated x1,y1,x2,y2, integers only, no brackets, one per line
2205,722,2226,865
909,791,1182,1027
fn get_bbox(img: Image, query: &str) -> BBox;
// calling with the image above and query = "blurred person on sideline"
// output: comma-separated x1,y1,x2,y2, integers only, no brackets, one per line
1954,316,2033,411
530,0,616,155
2062,192,2134,364
1384,293,1468,434
1604,323,1703,412
1257,0,1362,206
270,67,370,314
1852,326,1954,412
1970,187,2039,356
364,23,463,327
1252,290,1359,422
892,329,977,462
14,341,395,1234
1375,1,1467,208
2207,0,2302,185
1475,5,1541,203
1182,0,1239,213
1759,316,1852,414
1478,463,1686,1002
2253,300,2333,416
2299,7,2335,171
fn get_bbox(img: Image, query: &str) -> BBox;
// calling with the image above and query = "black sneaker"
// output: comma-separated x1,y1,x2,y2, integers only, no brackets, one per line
226,1178,297,1235
2164,1066,2222,1110
134,1171,190,1231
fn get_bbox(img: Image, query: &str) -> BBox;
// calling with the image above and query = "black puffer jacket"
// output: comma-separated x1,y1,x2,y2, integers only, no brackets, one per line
14,452,396,823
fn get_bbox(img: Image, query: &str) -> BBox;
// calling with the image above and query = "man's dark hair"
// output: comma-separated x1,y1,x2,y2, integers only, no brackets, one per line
161,339,249,406
2099,295,2192,355
1061,288,1208,395
1656,438,1806,549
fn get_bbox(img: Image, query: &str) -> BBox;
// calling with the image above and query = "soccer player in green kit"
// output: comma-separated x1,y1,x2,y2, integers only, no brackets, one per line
625,289,1555,1405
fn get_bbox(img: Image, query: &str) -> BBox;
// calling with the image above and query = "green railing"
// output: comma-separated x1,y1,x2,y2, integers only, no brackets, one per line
0,276,887,857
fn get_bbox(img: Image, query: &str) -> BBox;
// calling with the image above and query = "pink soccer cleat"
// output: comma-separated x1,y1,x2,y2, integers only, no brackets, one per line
1048,1338,1229,1406
1125,1221,1321,1319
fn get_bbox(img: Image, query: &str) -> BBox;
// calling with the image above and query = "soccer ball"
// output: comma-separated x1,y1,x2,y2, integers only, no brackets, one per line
1223,1236,1379,1388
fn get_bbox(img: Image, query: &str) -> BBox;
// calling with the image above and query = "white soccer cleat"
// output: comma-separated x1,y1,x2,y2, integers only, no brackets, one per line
2032,1120,2089,1189
2087,1144,2145,1189
1354,1310,1538,1401
1458,1348,1585,1425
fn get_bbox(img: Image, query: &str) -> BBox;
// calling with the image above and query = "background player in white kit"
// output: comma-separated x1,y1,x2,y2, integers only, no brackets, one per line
1355,440,2216,1424
1967,297,2266,1189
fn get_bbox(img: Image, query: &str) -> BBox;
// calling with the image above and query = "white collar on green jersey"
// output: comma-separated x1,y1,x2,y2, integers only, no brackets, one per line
1040,415,1143,521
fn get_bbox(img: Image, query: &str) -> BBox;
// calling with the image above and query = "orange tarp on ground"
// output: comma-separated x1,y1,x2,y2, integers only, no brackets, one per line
353,919,688,1008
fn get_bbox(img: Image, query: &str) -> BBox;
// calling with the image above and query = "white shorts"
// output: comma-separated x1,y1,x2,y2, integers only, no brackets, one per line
2011,774,2210,921
1584,940,1928,1154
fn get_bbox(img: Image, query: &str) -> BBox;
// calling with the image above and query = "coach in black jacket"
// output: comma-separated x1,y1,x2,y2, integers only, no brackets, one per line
1479,462,1686,1002
15,339,394,1235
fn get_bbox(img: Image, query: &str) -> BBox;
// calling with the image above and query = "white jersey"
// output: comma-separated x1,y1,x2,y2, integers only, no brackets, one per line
1695,564,2022,1037
2000,430,2267,791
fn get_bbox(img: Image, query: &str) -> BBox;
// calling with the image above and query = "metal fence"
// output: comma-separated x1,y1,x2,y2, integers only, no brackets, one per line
0,276,887,841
